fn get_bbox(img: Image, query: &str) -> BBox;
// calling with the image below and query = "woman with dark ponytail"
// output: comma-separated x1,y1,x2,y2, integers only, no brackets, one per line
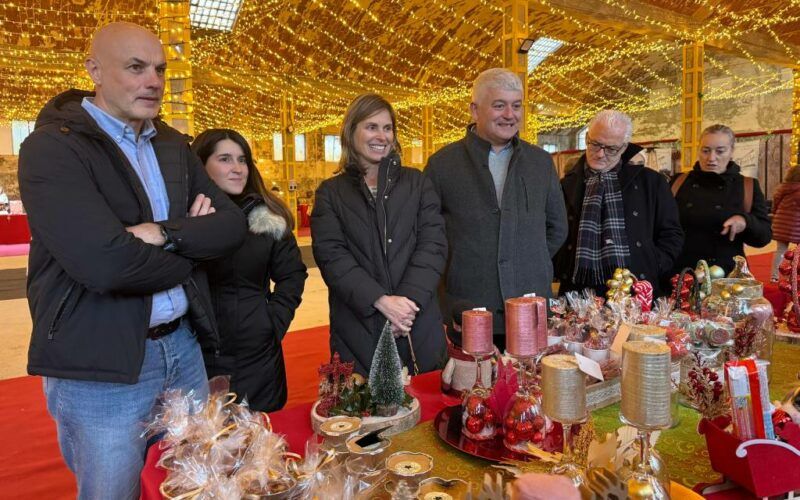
192,129,307,412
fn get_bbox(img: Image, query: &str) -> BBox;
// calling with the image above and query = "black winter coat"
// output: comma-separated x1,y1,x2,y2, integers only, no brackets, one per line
311,155,448,376
671,162,772,275
424,128,568,340
204,196,307,412
554,147,684,298
19,89,247,383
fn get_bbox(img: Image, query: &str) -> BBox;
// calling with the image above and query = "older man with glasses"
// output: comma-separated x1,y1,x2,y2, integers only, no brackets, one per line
553,110,683,298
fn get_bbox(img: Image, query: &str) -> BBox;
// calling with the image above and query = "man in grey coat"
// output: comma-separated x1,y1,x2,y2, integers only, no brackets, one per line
424,68,568,352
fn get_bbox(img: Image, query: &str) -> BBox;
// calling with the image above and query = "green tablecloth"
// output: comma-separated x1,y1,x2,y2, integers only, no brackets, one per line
388,342,800,488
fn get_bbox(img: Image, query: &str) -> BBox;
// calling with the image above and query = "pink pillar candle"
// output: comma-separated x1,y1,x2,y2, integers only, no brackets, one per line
505,297,542,357
462,309,493,355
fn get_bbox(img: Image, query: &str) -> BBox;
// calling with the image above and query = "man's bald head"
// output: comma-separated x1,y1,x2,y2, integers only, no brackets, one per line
85,22,166,134
88,22,161,62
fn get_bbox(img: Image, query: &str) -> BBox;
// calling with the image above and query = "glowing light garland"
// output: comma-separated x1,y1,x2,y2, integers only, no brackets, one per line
0,0,796,148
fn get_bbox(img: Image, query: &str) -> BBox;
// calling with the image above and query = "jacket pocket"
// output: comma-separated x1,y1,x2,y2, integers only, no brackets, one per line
47,282,78,340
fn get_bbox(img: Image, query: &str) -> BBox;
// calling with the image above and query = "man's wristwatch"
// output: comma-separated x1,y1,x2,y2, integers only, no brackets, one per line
159,225,178,252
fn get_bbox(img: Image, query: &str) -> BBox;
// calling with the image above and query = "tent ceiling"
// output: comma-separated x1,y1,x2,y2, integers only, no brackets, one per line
0,0,797,141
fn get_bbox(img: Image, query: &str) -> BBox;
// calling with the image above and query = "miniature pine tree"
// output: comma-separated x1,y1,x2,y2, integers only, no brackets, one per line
368,321,405,416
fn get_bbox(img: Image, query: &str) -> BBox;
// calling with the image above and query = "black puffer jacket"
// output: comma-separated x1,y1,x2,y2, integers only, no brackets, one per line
203,195,307,412
671,162,771,275
19,89,247,384
311,154,448,375
554,146,684,298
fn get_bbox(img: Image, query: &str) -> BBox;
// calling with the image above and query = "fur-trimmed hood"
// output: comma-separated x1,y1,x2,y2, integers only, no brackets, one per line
247,203,287,239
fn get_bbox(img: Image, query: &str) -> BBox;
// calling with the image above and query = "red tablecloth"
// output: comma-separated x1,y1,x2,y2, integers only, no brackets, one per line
763,282,789,319
0,214,30,244
140,370,457,499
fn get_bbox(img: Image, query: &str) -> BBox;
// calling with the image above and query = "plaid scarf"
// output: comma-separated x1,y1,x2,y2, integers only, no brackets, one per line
572,167,630,285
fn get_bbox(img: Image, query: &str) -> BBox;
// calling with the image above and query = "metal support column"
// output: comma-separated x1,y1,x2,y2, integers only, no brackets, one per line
158,0,193,135
280,94,298,235
681,42,704,171
501,0,531,142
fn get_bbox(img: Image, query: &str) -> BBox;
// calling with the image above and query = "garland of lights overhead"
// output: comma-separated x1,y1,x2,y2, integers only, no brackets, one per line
0,0,797,146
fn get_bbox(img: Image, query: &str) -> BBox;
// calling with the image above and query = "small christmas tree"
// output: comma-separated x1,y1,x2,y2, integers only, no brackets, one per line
368,321,405,417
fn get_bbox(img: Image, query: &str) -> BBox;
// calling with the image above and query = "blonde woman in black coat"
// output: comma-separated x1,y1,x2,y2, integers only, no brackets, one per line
311,94,448,376
193,129,307,412
671,124,771,275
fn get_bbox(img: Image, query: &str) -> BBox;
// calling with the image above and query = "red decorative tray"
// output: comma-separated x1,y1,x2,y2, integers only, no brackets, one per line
433,405,540,462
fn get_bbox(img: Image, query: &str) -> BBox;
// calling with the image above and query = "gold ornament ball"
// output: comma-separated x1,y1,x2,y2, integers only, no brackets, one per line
731,284,744,295
623,277,634,286
621,284,631,293
607,279,620,288
720,290,732,300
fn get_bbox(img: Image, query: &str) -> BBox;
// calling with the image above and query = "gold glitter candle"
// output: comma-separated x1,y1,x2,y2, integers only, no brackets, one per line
621,341,672,429
628,324,667,343
541,355,586,424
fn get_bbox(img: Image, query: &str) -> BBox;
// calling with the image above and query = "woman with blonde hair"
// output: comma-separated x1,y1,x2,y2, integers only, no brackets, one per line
671,124,771,275
771,165,800,280
311,94,447,375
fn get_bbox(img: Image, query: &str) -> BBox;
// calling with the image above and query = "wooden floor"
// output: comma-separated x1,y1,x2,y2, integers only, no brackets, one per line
0,241,776,382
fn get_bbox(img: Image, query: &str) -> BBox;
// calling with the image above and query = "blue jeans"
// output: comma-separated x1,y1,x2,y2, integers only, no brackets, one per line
44,323,209,500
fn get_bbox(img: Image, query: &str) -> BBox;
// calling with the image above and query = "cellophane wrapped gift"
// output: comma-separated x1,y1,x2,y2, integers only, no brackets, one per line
143,377,297,499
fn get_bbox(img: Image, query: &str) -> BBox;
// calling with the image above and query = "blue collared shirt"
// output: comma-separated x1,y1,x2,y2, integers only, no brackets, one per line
488,141,513,207
82,97,188,327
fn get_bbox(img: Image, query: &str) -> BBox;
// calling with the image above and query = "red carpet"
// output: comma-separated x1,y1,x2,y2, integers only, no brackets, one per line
0,324,330,500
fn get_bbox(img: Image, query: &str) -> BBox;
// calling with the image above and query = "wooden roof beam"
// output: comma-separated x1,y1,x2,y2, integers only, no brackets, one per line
530,0,800,68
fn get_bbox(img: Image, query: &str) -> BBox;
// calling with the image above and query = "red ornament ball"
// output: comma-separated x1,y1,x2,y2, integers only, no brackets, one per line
465,416,484,434
504,416,516,429
466,396,485,416
506,430,518,444
512,398,532,415
533,431,544,443
516,420,534,440
483,409,496,425
532,415,545,430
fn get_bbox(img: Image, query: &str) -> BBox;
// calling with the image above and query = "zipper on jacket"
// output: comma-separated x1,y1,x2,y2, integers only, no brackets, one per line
94,133,155,222
188,277,221,356
47,282,77,339
379,160,393,292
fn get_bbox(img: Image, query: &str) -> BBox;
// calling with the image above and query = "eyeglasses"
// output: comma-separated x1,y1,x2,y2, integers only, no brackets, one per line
586,139,626,156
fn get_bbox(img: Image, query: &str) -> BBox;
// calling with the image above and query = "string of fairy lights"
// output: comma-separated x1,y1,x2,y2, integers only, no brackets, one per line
0,0,797,148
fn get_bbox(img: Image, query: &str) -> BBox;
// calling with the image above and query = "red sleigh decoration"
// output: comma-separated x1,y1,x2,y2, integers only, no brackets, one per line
699,416,800,498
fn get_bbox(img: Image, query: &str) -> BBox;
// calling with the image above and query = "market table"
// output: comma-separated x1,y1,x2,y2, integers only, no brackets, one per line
140,343,800,499
0,214,30,244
